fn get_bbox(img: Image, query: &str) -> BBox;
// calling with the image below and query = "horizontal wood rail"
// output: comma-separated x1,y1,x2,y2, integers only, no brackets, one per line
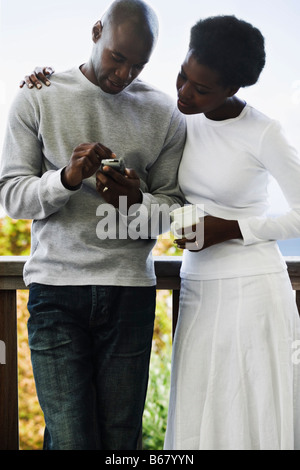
0,255,299,450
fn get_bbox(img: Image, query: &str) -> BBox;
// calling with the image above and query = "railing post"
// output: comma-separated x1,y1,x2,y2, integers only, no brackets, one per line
0,290,19,450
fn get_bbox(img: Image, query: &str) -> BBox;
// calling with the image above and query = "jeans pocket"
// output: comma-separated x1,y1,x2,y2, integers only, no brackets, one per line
28,283,73,351
28,322,72,351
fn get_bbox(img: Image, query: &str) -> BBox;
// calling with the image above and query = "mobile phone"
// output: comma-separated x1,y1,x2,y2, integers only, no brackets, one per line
100,158,125,175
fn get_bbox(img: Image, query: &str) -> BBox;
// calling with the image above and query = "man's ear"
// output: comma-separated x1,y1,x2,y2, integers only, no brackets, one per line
92,21,103,43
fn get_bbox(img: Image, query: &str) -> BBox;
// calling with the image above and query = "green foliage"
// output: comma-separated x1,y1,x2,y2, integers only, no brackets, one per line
143,345,172,450
143,290,173,449
153,232,183,257
17,291,45,450
0,216,31,256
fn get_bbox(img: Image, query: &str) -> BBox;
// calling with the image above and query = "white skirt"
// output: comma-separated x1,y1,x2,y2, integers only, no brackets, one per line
164,271,300,450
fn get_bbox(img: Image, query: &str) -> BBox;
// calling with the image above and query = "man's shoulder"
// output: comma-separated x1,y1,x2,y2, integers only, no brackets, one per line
15,67,81,110
35,67,79,90
19,67,76,95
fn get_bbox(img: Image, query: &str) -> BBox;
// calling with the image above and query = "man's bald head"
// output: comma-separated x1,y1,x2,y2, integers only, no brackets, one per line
101,0,159,48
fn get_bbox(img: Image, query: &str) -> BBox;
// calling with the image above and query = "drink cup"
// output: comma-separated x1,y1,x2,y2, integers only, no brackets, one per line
170,205,200,240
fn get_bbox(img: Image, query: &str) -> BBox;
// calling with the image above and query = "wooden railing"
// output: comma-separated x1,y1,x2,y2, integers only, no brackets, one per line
0,255,300,450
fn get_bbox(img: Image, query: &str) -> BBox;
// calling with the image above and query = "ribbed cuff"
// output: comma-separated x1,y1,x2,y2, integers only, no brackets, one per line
60,167,82,191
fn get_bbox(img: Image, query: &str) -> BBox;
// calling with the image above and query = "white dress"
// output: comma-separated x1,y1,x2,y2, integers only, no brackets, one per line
164,105,300,450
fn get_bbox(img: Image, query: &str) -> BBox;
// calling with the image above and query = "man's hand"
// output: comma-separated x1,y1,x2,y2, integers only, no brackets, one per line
96,167,142,210
19,66,54,89
62,143,115,188
175,216,242,251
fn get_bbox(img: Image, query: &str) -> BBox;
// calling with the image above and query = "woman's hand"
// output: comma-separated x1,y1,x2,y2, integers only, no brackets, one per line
19,66,54,89
175,216,242,251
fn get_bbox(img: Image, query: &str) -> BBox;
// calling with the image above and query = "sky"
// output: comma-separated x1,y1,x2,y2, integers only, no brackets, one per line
0,0,300,250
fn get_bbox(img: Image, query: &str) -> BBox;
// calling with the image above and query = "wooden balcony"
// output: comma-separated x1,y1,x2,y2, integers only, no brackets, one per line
0,255,300,450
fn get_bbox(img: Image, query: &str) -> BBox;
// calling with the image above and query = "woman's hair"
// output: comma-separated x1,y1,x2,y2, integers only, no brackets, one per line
189,15,266,88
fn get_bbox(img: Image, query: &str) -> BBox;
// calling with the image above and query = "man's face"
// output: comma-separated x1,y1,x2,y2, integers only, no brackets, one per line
91,21,153,94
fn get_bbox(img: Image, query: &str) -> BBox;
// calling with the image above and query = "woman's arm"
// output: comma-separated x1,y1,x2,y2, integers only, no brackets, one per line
175,216,242,252
238,121,300,245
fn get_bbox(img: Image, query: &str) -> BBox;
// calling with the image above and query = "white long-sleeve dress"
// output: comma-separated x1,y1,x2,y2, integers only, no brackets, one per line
164,105,300,450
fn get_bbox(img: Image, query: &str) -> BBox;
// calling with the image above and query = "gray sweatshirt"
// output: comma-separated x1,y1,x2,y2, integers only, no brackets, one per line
0,66,186,286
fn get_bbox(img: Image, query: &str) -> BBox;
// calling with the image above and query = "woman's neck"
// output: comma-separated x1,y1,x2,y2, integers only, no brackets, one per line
205,96,246,121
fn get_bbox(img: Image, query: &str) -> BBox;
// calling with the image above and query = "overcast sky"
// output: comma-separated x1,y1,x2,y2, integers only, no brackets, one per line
0,0,299,216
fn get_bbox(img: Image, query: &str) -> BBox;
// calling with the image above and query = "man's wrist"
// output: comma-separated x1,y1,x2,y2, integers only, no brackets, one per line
61,167,82,191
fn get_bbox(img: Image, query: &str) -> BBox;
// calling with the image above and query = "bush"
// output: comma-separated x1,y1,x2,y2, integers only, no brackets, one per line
143,346,172,450
143,290,172,450
0,217,31,256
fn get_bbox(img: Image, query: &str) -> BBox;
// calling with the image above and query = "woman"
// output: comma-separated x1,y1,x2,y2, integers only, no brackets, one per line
165,15,300,450
21,15,300,450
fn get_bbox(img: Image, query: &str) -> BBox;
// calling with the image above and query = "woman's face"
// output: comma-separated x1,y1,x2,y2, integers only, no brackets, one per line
176,51,237,119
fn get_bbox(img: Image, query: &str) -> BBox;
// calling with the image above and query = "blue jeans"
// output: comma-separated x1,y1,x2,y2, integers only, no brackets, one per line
27,283,156,450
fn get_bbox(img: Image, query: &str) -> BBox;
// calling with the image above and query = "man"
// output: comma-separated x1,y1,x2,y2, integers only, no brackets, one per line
0,0,186,450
